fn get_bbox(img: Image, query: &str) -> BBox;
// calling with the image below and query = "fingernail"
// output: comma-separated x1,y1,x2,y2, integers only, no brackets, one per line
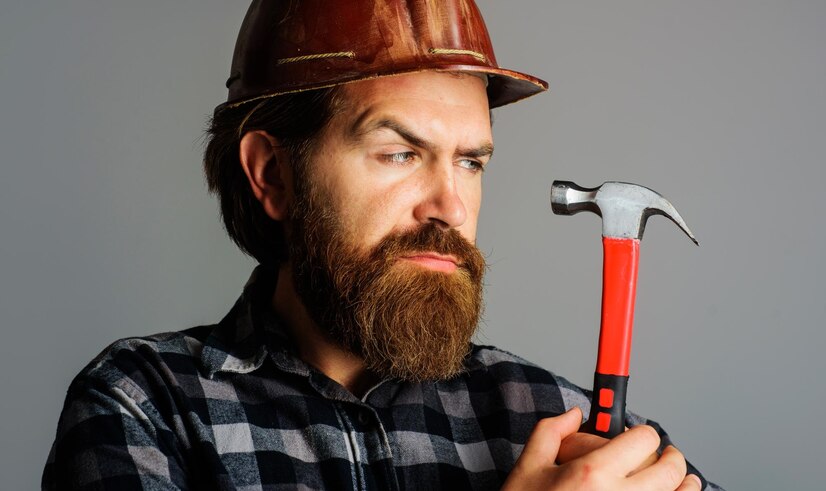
689,474,702,488
568,406,584,422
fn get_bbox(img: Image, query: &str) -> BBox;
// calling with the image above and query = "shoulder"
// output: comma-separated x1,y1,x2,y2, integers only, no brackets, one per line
464,344,591,415
83,326,212,372
45,328,214,489
467,344,585,392
53,326,217,439
68,326,214,400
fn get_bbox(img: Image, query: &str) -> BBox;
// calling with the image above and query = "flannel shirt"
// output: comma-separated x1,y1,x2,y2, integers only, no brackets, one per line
44,266,721,490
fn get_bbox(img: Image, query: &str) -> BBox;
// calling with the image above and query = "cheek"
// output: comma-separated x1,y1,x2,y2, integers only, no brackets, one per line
360,188,415,241
351,180,445,249
331,186,402,249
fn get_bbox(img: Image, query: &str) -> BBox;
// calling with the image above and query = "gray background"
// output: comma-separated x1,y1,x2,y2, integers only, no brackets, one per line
1,0,824,489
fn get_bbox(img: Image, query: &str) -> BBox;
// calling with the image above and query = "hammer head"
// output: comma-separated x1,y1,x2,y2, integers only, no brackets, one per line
551,181,698,244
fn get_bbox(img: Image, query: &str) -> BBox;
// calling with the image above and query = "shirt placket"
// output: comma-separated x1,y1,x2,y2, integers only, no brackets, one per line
332,399,398,491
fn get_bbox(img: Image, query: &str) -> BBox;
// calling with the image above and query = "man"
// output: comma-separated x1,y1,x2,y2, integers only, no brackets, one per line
44,1,720,489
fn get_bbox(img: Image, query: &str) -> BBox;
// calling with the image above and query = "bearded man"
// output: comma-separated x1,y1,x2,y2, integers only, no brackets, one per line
44,1,720,490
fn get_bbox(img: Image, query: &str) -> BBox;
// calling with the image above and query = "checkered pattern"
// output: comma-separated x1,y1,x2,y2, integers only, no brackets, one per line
44,266,722,490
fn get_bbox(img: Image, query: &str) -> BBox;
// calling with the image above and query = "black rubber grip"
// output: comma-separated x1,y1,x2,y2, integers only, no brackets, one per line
580,373,629,438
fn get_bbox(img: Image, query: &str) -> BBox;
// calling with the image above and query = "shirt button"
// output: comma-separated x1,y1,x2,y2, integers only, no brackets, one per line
357,410,371,426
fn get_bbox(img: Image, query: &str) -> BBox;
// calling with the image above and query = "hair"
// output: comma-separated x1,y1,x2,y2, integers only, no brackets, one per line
203,88,343,265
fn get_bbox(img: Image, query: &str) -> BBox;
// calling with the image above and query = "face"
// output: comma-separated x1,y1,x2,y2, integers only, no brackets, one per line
287,71,493,381
306,71,492,256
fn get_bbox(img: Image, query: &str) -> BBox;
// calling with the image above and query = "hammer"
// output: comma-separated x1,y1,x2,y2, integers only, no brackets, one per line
550,181,697,438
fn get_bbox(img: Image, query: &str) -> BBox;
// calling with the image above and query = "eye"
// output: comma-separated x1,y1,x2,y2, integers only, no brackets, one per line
457,158,485,173
382,151,416,165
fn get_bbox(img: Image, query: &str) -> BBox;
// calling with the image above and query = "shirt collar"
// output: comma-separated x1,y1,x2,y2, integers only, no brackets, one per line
200,265,303,378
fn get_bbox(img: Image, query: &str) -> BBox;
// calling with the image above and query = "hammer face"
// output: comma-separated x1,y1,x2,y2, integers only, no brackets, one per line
550,181,601,216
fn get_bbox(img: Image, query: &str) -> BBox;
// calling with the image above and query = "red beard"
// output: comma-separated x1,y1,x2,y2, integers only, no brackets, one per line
288,186,486,382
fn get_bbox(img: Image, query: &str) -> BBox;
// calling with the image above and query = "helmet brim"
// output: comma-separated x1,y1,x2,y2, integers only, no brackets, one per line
214,64,547,117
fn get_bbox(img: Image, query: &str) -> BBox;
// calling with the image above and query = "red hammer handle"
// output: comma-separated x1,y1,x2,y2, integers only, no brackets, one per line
598,237,640,376
581,237,640,438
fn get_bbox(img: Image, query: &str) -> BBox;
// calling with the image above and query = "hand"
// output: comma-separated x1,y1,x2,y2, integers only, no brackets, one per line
501,408,702,490
557,427,658,475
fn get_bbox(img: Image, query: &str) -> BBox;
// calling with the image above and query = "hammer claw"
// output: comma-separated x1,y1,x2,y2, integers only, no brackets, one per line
641,197,698,246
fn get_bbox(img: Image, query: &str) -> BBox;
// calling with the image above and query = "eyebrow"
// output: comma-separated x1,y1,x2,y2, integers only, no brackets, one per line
349,116,494,159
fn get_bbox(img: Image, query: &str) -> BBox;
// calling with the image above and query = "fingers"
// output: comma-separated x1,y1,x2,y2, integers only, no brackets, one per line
558,430,659,477
507,415,697,491
627,451,661,477
581,424,662,476
556,432,608,465
517,407,583,473
629,445,690,491
501,408,584,491
676,473,703,491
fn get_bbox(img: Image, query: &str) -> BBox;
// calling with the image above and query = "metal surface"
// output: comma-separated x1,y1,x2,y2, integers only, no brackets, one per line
551,181,698,243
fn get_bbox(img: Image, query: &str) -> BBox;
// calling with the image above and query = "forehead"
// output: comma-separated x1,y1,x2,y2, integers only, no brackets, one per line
332,71,492,139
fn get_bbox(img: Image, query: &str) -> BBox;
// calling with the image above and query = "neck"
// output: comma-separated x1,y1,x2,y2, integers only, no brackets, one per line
271,263,379,397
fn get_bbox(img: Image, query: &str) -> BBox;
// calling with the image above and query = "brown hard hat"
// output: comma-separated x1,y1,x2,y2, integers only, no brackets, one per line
217,0,548,115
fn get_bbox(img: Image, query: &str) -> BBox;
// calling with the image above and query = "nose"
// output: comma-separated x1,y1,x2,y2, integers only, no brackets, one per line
412,162,467,229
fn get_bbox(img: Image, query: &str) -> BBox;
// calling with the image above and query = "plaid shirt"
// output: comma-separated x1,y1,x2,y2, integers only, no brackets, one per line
44,266,720,490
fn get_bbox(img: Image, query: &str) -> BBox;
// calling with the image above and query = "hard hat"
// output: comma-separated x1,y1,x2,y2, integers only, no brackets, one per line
217,0,548,114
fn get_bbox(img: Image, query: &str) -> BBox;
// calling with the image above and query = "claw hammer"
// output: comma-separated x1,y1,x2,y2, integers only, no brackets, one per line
550,181,698,437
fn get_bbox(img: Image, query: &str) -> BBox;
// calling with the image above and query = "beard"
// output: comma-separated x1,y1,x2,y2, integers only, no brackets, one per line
287,179,486,382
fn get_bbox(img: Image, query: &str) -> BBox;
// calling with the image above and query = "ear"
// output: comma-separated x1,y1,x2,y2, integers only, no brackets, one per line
239,130,292,221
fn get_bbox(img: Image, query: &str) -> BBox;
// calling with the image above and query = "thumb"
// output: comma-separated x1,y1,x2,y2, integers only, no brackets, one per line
517,407,583,471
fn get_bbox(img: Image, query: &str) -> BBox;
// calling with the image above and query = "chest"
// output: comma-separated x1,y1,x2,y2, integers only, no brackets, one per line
180,376,536,490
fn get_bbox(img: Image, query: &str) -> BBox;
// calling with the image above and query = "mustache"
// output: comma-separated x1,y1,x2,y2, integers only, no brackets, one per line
368,223,485,271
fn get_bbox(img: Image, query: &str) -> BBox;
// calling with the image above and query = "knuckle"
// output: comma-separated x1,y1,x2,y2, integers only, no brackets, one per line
560,465,587,486
535,417,562,438
536,416,555,430
661,451,688,484
635,424,662,448
665,461,686,485
561,460,604,490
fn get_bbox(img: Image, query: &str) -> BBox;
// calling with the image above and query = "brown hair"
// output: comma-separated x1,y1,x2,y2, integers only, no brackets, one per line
203,88,342,265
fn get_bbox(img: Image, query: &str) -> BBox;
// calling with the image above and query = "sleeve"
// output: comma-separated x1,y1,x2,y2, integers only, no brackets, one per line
42,372,189,490
625,412,725,491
